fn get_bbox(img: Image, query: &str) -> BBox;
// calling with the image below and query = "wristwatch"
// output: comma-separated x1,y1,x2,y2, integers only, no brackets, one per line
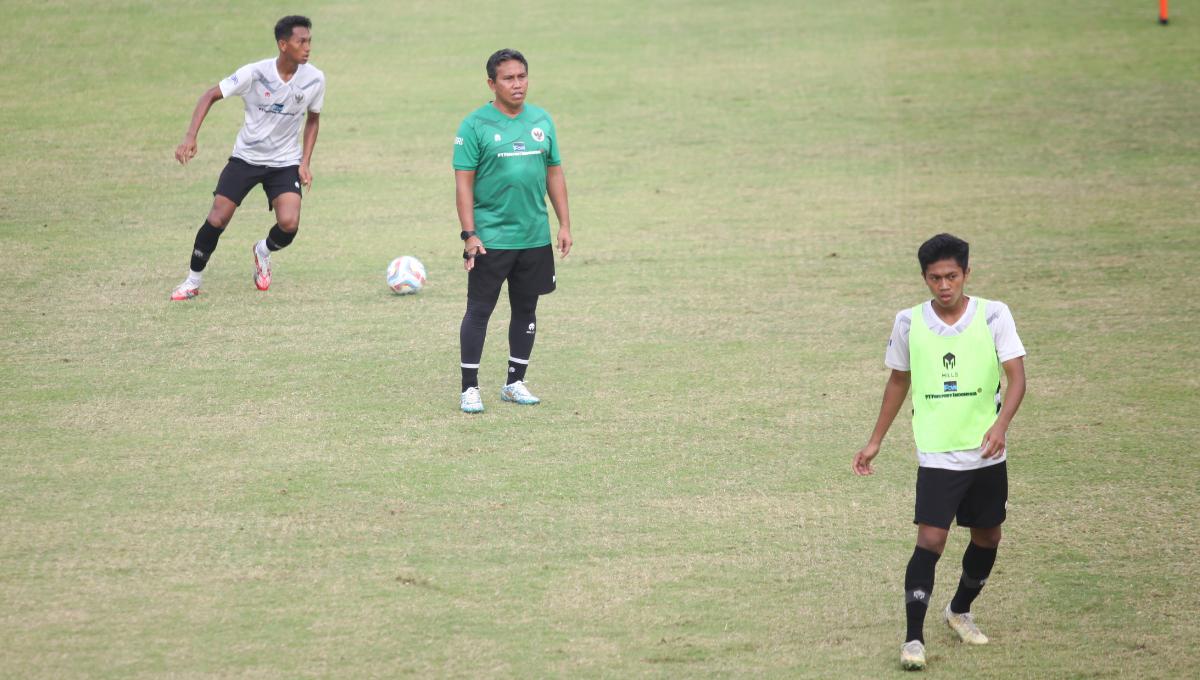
460,230,477,241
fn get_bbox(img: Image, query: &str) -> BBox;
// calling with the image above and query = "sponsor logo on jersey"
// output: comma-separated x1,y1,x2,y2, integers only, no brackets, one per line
943,352,956,370
494,134,502,142
513,142,525,152
454,136,464,146
531,127,545,142
229,74,239,84
943,381,958,392
270,103,284,113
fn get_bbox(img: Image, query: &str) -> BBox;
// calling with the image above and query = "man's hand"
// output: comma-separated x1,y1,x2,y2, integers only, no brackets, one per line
852,442,881,476
980,421,1008,459
299,163,313,191
175,137,198,165
463,236,486,272
557,226,573,258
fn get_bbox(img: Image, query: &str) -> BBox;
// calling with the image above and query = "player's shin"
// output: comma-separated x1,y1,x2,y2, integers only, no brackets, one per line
507,292,537,385
950,542,997,614
905,546,941,643
461,297,496,391
190,221,225,275
259,223,296,256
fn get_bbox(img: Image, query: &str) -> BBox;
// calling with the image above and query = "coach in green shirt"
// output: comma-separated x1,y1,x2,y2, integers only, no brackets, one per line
453,49,573,414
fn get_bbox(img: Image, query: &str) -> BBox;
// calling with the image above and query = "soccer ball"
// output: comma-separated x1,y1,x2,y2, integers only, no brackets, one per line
386,256,426,295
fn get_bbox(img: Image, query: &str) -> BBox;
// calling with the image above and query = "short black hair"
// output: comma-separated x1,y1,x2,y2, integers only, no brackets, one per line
918,233,969,274
486,49,528,80
275,15,311,42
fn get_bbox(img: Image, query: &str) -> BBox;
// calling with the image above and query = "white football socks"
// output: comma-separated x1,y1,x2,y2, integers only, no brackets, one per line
186,270,203,286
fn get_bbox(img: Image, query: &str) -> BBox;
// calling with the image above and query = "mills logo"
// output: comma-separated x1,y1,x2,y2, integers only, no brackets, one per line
943,352,956,370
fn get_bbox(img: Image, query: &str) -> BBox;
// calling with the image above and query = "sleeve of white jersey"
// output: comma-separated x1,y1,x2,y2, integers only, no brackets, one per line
884,309,912,371
307,75,325,114
219,64,254,99
989,301,1027,362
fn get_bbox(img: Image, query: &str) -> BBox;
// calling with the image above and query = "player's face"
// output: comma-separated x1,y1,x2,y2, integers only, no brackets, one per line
278,27,312,64
923,258,969,310
488,60,528,113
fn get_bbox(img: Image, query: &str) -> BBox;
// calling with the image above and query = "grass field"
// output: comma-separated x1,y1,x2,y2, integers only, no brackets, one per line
2,0,1198,677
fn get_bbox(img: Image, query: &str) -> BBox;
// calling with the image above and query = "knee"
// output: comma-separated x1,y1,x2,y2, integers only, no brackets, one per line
464,298,497,325
276,215,300,232
205,210,230,229
916,526,949,555
509,293,538,317
972,528,1002,549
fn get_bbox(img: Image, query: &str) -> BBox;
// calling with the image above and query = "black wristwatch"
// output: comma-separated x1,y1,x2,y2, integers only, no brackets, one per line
460,230,477,241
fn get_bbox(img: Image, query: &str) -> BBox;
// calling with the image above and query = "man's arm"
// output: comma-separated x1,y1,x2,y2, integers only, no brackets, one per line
980,356,1026,458
175,86,224,165
852,369,912,475
546,164,572,258
455,170,484,271
299,112,320,190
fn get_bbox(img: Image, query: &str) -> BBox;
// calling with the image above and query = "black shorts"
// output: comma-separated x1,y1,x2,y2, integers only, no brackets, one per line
914,461,1007,530
213,157,302,210
467,244,556,301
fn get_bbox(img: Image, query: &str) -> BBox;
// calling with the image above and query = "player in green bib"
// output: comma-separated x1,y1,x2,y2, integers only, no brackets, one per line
852,234,1027,671
452,49,573,413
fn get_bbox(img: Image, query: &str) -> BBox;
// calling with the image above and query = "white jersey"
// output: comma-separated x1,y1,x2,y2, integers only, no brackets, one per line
219,58,325,167
885,297,1026,470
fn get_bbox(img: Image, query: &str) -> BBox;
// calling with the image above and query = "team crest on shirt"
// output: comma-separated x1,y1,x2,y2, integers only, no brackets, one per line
531,127,545,142
294,91,304,103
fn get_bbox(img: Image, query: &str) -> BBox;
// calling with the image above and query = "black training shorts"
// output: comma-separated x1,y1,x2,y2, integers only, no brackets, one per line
467,244,556,301
913,461,1007,530
214,157,302,210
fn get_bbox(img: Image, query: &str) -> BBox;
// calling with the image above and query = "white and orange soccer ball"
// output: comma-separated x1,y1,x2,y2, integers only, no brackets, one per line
386,256,426,295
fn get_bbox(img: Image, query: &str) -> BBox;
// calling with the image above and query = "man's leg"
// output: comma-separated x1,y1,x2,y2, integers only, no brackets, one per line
951,526,1001,615
506,290,538,383
253,192,301,291
907,524,948,643
173,195,237,300
460,293,499,390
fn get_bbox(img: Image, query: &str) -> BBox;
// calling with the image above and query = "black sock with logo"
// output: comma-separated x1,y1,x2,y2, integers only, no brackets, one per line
950,542,997,614
506,291,538,385
460,294,498,391
190,221,224,272
905,546,941,643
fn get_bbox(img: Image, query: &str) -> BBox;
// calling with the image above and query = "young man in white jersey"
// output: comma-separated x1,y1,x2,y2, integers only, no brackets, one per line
170,15,325,300
852,234,1027,671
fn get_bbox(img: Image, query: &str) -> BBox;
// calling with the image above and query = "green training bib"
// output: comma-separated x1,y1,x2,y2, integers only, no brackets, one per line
909,299,1001,453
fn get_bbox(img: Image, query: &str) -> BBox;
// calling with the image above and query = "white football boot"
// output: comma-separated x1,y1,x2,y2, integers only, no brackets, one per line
500,380,540,405
460,386,484,414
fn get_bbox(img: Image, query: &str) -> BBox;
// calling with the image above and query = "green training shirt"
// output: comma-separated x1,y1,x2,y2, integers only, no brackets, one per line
453,102,561,250
909,299,1002,453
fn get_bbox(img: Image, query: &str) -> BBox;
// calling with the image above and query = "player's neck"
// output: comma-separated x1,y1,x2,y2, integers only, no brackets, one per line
492,100,523,118
276,55,300,82
931,294,969,325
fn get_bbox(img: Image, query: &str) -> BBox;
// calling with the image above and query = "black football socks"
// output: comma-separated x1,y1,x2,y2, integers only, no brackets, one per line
265,223,296,251
950,541,997,614
190,221,224,272
905,546,941,643
460,296,498,391
506,292,538,385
